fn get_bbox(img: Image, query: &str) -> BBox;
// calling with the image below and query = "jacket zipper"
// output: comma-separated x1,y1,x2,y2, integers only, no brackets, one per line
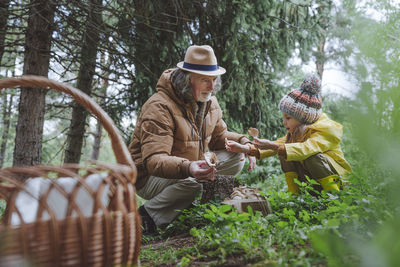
181,101,212,159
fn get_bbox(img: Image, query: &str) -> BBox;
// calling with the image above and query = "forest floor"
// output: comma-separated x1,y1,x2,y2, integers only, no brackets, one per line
140,232,256,266
142,233,195,252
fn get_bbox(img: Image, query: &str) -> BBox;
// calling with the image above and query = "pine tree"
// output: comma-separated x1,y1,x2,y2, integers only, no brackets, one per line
13,0,56,167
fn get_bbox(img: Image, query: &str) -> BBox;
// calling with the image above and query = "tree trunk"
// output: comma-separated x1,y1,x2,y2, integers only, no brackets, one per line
0,94,13,168
91,119,102,160
64,0,103,164
315,3,328,80
316,40,325,79
0,0,11,63
90,53,110,161
13,0,55,167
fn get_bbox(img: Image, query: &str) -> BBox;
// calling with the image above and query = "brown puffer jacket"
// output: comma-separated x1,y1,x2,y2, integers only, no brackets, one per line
129,69,248,189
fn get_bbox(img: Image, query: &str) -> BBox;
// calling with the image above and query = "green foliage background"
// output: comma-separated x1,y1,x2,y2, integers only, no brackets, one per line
1,0,399,266
121,0,330,137
140,1,400,266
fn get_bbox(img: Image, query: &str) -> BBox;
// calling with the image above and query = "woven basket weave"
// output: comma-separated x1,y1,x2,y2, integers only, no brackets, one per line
0,76,141,266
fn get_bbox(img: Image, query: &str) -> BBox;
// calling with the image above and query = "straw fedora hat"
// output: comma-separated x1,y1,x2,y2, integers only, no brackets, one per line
177,45,226,76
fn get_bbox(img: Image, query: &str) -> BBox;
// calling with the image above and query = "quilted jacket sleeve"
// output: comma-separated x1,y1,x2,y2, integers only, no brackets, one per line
140,103,191,179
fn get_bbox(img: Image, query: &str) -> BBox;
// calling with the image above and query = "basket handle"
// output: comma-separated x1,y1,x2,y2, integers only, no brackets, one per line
0,75,136,178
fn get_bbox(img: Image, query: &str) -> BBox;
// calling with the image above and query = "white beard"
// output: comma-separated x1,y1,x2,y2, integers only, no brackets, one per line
198,92,212,102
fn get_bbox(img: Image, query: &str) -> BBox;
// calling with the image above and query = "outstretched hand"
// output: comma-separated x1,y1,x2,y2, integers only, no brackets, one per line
226,139,256,172
225,140,250,154
189,160,216,182
252,137,277,150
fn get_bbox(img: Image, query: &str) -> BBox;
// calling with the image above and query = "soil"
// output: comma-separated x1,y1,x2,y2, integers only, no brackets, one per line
142,232,196,250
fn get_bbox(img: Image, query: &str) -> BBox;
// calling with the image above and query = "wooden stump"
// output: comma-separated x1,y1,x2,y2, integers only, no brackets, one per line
200,175,237,204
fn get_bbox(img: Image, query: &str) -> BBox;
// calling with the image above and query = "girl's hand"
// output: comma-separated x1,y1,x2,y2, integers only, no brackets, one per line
225,140,250,154
253,137,277,150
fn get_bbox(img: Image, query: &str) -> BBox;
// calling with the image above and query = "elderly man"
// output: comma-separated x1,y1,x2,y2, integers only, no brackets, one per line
129,45,256,235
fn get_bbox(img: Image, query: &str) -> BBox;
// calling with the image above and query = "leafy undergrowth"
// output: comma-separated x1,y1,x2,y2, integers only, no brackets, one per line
139,156,398,267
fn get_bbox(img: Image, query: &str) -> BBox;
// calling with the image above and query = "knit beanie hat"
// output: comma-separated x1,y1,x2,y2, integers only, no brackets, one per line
279,74,322,124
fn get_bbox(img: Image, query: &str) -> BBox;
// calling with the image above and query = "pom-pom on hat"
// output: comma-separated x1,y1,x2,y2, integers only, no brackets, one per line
279,74,322,124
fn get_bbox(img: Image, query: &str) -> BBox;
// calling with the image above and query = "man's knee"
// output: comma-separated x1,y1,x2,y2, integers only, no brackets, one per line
138,176,201,200
155,178,202,199
215,150,245,175
175,178,202,197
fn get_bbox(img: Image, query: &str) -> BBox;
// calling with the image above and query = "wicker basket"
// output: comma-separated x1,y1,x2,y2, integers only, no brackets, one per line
0,76,141,266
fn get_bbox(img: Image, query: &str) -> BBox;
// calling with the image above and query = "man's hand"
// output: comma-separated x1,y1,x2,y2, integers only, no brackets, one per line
189,160,216,182
247,156,256,172
225,140,250,154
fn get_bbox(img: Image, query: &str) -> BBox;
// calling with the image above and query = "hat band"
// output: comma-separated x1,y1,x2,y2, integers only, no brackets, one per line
183,62,218,71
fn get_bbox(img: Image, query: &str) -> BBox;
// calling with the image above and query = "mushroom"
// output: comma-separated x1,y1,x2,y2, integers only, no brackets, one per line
231,191,246,200
248,127,259,138
227,185,266,200
204,152,219,167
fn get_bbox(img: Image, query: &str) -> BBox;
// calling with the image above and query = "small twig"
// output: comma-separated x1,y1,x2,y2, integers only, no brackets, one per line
388,34,399,42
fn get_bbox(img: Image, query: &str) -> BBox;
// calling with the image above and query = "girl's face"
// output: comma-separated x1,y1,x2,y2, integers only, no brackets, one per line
282,112,302,134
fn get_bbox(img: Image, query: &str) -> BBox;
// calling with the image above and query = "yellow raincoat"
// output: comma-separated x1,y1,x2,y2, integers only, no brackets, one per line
259,113,352,177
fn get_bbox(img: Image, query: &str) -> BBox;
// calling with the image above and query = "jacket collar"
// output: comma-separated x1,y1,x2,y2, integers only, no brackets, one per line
156,68,184,106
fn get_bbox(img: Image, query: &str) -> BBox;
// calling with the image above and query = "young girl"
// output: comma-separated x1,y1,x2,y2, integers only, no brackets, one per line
226,74,352,194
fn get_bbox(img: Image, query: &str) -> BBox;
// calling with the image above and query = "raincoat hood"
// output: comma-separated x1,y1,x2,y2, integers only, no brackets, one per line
308,113,343,141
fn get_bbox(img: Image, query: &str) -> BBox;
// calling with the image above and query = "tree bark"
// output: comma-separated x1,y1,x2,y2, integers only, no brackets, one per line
315,3,328,80
0,0,11,64
90,53,110,161
0,94,13,168
316,40,325,79
64,0,103,163
13,0,55,167
91,118,102,160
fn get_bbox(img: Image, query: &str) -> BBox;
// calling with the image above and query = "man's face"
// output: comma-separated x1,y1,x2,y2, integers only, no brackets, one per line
190,73,217,102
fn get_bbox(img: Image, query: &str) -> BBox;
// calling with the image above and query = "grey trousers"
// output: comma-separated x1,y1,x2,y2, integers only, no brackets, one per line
137,151,245,226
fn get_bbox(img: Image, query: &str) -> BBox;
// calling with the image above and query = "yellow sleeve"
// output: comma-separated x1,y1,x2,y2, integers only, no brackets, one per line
285,131,340,161
258,136,286,159
259,149,277,159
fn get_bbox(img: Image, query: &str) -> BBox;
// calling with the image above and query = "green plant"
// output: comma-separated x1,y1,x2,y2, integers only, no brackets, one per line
189,204,269,264
160,203,212,237
239,156,282,185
